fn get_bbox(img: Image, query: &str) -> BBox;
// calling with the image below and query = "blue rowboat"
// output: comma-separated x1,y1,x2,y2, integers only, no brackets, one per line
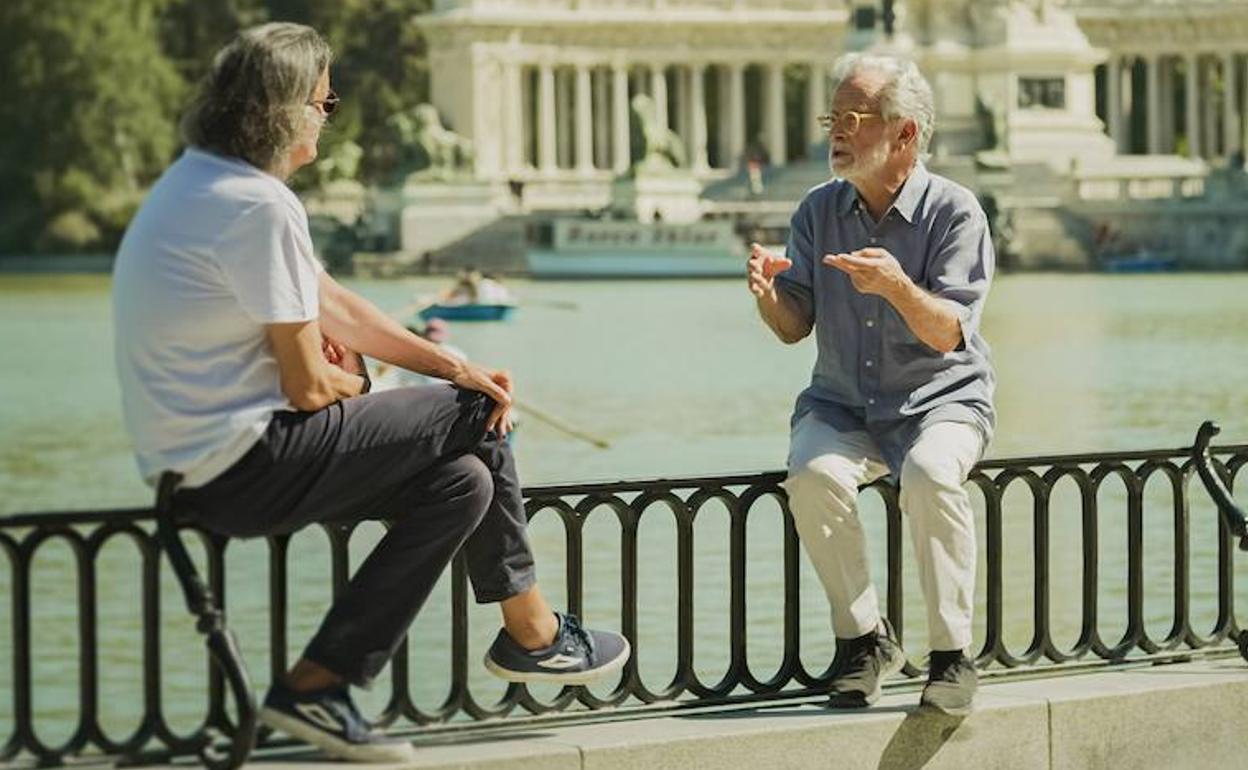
418,303,517,322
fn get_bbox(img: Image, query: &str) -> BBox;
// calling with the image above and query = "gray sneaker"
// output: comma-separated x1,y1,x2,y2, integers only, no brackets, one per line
920,653,977,716
484,612,630,685
827,618,906,708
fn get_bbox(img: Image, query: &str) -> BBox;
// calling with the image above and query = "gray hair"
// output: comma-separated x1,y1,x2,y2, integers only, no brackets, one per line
181,22,333,173
830,53,935,157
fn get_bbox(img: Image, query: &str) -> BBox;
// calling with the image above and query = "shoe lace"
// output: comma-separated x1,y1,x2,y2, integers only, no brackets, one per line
562,613,596,657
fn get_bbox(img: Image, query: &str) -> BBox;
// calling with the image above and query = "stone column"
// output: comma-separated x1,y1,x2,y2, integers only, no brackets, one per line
593,68,610,169
520,65,535,167
766,62,786,166
728,63,746,168
674,66,690,153
1224,52,1241,156
575,64,594,173
806,62,827,152
503,60,526,172
612,63,631,173
1146,54,1163,155
1185,52,1201,159
539,62,557,172
651,64,669,130
689,62,709,171
1107,55,1124,151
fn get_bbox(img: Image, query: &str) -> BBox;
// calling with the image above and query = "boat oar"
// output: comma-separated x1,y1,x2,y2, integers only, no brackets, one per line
523,298,580,311
513,399,610,449
367,362,610,450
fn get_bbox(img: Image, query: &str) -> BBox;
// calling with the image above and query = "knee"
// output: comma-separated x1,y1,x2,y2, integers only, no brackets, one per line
899,447,966,507
784,458,860,518
443,454,494,525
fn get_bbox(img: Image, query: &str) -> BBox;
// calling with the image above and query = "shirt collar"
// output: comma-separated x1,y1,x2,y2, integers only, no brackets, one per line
837,162,931,224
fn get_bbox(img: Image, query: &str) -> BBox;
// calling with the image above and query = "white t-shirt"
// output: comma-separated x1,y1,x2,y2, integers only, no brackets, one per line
112,147,323,488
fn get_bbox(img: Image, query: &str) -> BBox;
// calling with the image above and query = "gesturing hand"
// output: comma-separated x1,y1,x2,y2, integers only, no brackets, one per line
746,242,793,302
823,247,910,299
451,363,515,437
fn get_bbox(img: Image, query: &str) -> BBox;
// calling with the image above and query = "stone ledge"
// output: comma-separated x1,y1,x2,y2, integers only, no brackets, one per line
76,658,1248,769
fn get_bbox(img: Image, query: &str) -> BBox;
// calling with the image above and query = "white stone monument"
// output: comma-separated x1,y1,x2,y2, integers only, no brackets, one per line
900,0,1116,169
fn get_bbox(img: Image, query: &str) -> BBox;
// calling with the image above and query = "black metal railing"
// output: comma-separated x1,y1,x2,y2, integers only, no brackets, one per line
1,427,1246,766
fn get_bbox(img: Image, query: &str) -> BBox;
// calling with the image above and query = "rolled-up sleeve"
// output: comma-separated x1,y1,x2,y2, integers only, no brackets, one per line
927,208,994,348
775,196,817,325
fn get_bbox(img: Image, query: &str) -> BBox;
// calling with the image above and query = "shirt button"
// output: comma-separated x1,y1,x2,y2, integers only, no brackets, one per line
867,398,877,406
866,319,875,328
865,359,874,368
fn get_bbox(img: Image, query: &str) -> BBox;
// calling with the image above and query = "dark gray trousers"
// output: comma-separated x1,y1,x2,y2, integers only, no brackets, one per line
177,384,536,687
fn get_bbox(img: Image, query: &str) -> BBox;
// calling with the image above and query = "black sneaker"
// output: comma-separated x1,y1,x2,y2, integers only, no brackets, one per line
827,618,906,708
920,653,977,716
259,681,416,763
484,612,630,685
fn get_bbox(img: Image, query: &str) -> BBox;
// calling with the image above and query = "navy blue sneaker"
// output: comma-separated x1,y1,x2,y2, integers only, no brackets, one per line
259,681,415,763
484,612,630,685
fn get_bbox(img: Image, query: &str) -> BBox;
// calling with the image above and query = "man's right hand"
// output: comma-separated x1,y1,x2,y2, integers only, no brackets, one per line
746,242,793,303
450,362,515,437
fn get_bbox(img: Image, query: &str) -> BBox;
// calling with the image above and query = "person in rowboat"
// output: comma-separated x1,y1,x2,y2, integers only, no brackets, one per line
111,22,628,763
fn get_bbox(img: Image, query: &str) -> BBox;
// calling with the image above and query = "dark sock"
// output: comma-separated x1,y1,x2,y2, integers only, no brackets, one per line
929,650,963,671
846,628,879,648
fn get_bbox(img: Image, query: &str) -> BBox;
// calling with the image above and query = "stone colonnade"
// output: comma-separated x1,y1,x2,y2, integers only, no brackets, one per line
499,59,834,177
1103,51,1248,160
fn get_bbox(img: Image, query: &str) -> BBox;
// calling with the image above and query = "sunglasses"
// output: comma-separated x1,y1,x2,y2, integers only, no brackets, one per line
308,89,340,116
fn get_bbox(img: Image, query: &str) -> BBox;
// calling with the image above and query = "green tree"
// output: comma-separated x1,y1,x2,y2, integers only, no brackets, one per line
160,0,268,85
0,0,184,253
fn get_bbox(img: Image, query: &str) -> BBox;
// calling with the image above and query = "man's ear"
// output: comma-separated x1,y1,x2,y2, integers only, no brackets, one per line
897,118,918,150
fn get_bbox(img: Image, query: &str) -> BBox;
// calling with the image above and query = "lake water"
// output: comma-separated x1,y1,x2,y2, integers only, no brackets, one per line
2,272,1248,740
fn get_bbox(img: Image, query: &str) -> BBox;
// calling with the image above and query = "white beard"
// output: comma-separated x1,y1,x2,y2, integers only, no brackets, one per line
829,139,891,181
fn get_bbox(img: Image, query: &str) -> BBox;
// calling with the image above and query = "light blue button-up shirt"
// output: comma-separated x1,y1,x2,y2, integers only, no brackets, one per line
775,163,995,474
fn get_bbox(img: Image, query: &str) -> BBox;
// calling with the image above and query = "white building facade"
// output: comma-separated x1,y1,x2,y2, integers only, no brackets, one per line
417,0,1248,187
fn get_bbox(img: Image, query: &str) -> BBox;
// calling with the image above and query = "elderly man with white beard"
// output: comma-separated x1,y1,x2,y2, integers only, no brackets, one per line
746,53,996,715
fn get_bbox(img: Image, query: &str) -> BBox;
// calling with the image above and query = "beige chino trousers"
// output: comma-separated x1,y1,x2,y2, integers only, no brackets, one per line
783,415,982,652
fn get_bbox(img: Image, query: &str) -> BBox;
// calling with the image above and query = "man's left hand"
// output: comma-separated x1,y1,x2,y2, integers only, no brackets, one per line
823,248,911,301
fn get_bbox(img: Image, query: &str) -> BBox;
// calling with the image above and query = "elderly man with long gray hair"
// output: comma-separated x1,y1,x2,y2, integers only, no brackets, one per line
112,22,628,762
747,53,995,715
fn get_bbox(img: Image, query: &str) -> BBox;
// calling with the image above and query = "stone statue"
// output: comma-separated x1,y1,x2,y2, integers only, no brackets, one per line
628,93,687,172
310,140,363,189
389,103,475,182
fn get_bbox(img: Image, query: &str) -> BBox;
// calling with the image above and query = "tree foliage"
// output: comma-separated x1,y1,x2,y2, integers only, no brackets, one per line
0,0,434,254
0,0,185,252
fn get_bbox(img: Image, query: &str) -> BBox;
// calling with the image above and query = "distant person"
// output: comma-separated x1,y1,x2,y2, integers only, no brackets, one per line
476,273,513,305
746,52,995,715
111,23,628,763
445,267,483,304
